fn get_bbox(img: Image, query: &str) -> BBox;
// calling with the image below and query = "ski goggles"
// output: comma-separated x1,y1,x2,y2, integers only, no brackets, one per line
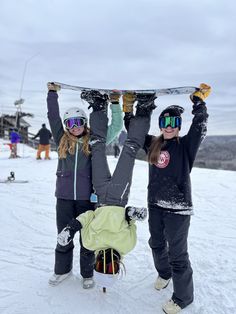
95,249,120,275
159,116,182,129
64,117,86,129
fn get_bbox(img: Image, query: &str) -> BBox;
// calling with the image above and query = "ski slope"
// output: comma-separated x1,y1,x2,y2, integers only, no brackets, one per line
0,140,236,314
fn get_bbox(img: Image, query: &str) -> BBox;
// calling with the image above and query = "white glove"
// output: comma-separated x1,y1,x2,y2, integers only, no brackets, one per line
127,206,147,221
57,227,73,246
47,82,61,92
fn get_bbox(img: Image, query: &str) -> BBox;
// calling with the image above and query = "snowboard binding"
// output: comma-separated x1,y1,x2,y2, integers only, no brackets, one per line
7,171,15,181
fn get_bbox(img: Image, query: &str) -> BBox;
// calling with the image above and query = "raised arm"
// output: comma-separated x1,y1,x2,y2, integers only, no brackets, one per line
46,83,64,146
184,83,211,167
106,91,123,145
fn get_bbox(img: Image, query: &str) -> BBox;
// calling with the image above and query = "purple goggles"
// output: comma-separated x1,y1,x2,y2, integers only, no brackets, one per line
65,117,86,129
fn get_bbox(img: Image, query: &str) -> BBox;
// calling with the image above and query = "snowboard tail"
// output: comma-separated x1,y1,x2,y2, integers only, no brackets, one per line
51,82,199,96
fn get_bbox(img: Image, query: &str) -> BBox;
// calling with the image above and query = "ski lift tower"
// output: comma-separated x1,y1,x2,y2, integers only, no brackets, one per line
14,54,38,129
14,98,24,129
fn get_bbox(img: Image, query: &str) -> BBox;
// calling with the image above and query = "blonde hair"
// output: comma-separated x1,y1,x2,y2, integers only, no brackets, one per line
58,127,91,159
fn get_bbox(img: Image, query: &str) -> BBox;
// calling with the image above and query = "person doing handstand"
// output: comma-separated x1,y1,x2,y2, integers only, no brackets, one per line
57,90,157,289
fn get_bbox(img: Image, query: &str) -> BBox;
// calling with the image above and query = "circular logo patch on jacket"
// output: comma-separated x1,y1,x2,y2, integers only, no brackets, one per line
155,151,170,168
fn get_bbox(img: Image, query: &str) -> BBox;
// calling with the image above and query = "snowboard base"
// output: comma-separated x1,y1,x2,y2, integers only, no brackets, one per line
51,82,199,96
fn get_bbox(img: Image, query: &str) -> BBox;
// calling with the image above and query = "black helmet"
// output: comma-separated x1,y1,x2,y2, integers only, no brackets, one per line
159,105,184,130
159,105,184,118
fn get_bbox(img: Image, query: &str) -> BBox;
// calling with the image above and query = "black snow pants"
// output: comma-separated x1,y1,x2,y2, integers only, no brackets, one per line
148,205,194,309
89,111,150,207
54,199,95,277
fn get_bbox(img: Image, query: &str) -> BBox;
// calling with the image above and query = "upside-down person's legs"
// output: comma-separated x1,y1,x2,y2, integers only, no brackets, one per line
89,111,111,205
105,114,151,207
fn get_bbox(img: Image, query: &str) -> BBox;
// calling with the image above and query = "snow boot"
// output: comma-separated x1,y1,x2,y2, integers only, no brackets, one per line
48,271,72,286
136,93,157,116
162,299,182,314
155,276,171,290
82,277,95,289
81,90,108,113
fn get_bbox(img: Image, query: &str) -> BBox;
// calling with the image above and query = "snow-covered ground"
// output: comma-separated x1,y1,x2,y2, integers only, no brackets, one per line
0,140,236,314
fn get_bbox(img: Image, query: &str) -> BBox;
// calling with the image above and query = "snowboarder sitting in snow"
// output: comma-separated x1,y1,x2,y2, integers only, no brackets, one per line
57,90,157,289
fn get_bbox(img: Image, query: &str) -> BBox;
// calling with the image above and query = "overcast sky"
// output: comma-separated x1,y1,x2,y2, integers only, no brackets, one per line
1,0,236,135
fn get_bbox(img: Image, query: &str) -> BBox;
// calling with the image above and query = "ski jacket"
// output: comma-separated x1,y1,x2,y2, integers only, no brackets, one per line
33,127,52,145
47,91,122,200
10,131,21,144
144,103,208,212
77,205,137,256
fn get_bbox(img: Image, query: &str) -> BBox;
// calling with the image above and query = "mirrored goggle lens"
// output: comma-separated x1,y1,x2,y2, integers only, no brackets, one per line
159,116,181,129
65,117,86,129
95,260,119,274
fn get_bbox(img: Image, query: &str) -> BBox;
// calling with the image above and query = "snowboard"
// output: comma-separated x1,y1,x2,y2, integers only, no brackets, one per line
0,179,29,184
0,171,28,183
51,82,199,96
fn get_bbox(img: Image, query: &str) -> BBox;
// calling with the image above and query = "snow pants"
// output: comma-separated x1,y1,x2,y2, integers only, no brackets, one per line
148,205,194,309
37,144,50,159
9,143,18,158
54,199,95,278
90,111,150,207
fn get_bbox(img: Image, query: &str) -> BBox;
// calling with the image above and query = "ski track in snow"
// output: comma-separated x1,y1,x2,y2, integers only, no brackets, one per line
0,141,236,314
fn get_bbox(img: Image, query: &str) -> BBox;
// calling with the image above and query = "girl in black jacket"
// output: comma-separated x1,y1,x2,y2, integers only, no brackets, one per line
144,84,211,314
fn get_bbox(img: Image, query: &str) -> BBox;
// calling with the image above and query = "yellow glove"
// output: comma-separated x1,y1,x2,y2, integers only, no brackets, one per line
122,92,136,113
109,90,121,103
47,82,61,92
191,83,211,101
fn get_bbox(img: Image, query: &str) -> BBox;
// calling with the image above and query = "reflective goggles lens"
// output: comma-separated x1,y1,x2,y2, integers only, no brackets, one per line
95,250,120,275
65,117,86,129
159,116,181,129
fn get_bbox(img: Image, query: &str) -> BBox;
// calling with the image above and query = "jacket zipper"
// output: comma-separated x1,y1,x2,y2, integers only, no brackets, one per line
74,142,79,200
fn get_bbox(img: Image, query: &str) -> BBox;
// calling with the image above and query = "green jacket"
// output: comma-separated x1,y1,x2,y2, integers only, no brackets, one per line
106,104,123,145
77,205,137,257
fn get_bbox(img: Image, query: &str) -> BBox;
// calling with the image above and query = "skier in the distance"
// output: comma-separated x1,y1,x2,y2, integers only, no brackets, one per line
57,91,157,289
142,83,211,314
47,83,123,289
32,123,52,160
9,128,21,158
113,141,120,158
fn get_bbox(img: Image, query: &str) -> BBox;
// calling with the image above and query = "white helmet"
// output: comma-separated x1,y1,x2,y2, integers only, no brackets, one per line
63,107,88,124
